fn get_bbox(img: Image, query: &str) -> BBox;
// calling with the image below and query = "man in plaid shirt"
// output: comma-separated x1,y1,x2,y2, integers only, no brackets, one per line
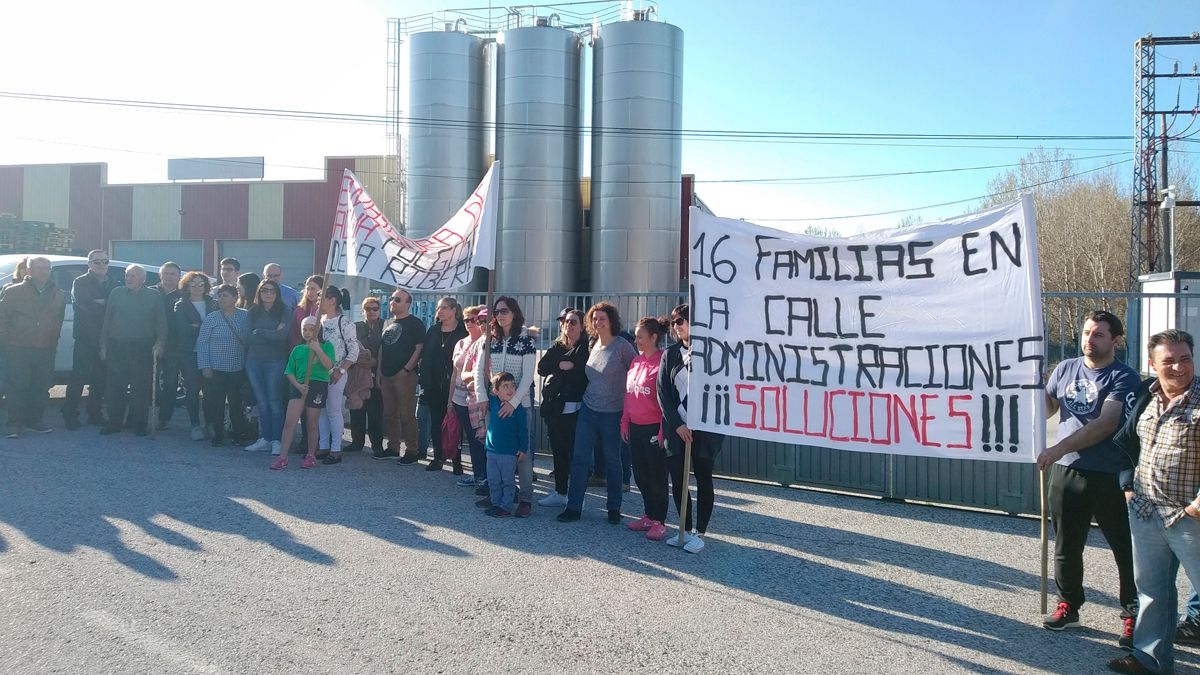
1107,329,1200,674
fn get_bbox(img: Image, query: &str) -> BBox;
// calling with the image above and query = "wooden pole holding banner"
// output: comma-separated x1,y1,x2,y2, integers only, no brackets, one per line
149,353,158,440
1039,467,1049,614
676,440,692,547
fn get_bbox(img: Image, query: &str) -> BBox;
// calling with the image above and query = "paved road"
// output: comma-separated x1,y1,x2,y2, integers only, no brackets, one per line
1,417,1197,674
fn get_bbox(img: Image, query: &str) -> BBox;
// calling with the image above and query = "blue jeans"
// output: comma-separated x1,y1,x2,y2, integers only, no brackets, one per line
1129,507,1200,674
567,404,623,513
487,452,517,512
455,402,486,481
245,358,286,442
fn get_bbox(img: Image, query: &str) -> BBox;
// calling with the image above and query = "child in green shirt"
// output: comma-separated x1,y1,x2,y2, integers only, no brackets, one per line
271,316,334,470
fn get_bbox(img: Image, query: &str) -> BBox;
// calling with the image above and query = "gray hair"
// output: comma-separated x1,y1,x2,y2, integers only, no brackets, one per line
125,264,146,276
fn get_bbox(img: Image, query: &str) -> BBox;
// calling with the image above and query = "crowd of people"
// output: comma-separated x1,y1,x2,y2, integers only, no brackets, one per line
0,252,723,553
5,252,1199,669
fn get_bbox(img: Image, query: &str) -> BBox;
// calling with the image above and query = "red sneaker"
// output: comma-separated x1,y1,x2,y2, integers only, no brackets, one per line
301,455,316,469
626,515,653,532
270,456,288,471
645,521,667,541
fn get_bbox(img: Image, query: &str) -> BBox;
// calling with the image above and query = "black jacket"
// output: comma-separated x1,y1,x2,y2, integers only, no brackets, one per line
173,296,218,355
1113,376,1168,491
656,341,725,460
537,339,589,416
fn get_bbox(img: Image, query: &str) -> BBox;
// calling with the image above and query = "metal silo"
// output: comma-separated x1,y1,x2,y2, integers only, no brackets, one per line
591,16,684,293
406,28,486,238
495,22,583,292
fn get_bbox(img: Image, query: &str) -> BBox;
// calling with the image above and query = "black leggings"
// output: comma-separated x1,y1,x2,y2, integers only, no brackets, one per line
668,453,715,534
545,411,578,495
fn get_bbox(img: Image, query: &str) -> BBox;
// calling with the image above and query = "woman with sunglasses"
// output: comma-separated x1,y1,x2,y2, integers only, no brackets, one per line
419,297,468,473
346,296,385,455
470,296,537,517
536,308,589,508
450,306,489,487
558,301,637,524
243,280,289,454
657,304,724,553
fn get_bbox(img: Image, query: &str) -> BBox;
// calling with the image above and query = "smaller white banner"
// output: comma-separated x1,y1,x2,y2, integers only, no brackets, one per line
327,164,499,290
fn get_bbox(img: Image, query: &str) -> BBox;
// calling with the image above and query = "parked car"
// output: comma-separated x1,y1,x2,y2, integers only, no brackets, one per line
0,254,165,382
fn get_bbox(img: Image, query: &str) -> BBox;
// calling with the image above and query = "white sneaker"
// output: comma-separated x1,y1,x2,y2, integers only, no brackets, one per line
270,441,282,456
244,438,269,452
666,531,697,548
537,492,568,507
190,425,205,442
683,534,705,554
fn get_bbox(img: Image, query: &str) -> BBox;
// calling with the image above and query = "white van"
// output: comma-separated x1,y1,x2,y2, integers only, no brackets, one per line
0,254,166,382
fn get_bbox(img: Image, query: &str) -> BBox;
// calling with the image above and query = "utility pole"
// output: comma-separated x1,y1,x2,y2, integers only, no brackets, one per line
1128,32,1200,288
1161,114,1172,272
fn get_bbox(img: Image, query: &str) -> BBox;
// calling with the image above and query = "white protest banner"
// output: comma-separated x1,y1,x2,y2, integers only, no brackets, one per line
327,163,498,290
686,196,1044,462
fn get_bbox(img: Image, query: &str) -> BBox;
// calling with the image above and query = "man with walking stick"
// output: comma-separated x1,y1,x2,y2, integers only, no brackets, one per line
1037,310,1140,648
99,265,167,437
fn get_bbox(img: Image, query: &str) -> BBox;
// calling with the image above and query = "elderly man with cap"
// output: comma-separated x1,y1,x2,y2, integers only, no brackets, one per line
99,264,167,436
0,256,66,437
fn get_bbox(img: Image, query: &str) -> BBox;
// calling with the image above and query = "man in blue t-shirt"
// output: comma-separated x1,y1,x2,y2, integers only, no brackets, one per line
1038,310,1141,649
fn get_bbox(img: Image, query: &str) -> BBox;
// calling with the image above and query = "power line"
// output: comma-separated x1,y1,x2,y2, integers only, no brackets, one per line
0,90,1135,144
12,134,1130,188
746,158,1134,223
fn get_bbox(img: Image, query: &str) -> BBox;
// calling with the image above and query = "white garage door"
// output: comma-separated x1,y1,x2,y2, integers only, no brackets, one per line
112,240,204,272
216,239,315,289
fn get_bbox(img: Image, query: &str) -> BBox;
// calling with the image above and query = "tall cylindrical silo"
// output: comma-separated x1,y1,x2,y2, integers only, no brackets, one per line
591,17,684,293
406,29,486,238
495,24,583,292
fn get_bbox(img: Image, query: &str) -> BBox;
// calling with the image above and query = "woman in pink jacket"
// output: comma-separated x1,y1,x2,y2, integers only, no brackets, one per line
620,316,670,541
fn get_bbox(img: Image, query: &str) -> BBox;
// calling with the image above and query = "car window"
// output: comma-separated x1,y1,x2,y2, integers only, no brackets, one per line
107,267,127,287
54,265,87,298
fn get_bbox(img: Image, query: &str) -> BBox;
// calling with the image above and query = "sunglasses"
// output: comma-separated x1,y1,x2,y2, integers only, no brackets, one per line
472,317,488,324
389,296,407,302
672,318,687,326
562,318,580,326
89,259,109,265
494,307,512,315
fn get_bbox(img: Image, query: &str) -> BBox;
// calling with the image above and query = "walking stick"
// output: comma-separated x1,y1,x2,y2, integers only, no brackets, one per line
150,352,159,440
1039,467,1049,614
676,440,693,548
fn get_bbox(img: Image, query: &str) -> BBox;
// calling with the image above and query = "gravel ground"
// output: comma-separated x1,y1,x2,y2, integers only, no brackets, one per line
1,413,1197,674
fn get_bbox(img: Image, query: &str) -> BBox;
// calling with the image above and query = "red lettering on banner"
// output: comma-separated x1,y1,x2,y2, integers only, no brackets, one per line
827,390,849,441
947,394,973,449
919,394,941,448
848,390,868,443
734,384,757,429
722,384,974,450
760,386,781,432
868,392,892,445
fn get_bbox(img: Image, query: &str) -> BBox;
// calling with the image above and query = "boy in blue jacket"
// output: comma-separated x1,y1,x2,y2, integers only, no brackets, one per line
482,371,527,517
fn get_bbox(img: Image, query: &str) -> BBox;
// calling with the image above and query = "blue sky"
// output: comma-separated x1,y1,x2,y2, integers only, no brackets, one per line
1,0,1196,232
